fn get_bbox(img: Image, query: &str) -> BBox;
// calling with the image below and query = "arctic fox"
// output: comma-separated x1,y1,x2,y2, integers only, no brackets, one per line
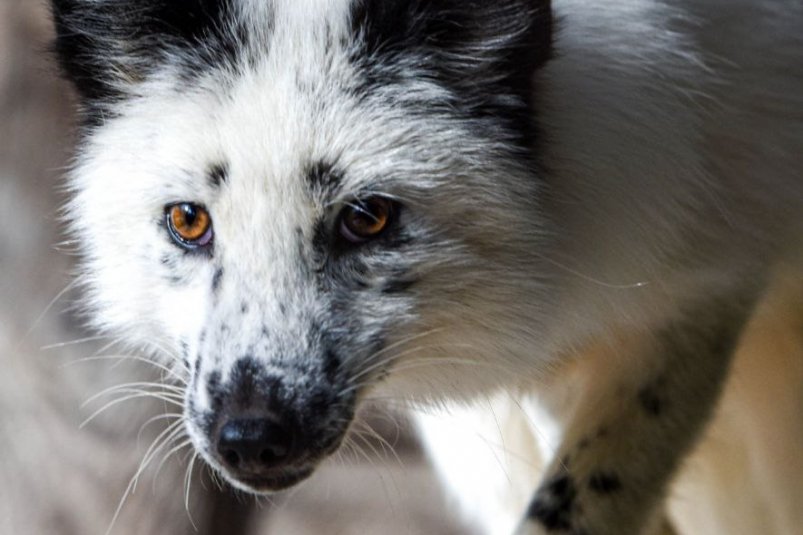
51,0,802,534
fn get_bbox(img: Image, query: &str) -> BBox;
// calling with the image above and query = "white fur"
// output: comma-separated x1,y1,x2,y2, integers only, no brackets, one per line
414,1,803,533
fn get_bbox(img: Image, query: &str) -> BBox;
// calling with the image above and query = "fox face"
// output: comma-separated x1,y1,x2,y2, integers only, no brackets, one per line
54,0,555,492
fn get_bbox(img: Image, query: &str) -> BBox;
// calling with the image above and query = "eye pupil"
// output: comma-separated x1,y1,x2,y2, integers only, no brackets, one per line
181,205,197,226
351,208,384,233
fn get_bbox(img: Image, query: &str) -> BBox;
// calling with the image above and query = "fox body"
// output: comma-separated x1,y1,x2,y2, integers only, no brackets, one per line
51,1,802,533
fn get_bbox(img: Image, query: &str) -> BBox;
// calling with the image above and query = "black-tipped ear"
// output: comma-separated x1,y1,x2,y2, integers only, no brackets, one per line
351,0,553,148
352,0,553,76
50,0,238,103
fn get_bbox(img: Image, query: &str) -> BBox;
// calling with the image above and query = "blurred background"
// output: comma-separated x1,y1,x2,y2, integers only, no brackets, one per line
0,2,465,534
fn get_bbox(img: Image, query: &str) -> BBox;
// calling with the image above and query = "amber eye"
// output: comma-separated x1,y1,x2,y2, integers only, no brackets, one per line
338,197,395,244
166,203,213,248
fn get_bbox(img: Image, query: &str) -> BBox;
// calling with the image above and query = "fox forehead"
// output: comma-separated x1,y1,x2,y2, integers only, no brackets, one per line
77,7,461,210
61,0,554,389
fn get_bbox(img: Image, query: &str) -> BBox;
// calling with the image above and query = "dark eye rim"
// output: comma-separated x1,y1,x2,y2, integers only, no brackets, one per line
337,196,398,245
164,202,214,251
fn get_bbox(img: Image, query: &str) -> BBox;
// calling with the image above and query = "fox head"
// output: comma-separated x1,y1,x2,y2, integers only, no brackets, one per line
53,0,554,492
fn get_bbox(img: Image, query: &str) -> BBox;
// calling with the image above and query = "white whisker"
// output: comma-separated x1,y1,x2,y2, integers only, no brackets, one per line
83,381,184,407
153,437,193,491
184,452,200,532
81,391,182,429
41,335,108,351
137,412,183,445
353,419,404,468
16,279,78,350
65,353,188,384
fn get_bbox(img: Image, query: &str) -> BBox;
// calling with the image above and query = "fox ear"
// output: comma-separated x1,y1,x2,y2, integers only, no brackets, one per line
50,0,237,105
353,0,553,72
351,0,553,149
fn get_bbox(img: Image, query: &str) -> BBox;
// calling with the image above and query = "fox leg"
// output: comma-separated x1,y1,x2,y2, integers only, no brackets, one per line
517,293,754,535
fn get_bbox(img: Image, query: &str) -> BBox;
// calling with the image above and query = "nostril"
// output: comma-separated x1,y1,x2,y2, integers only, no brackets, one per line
216,417,294,472
223,449,241,468
259,443,288,464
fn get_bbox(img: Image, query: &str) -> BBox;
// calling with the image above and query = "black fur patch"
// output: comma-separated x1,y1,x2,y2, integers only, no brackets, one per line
350,0,553,154
322,350,341,383
588,471,623,494
50,0,244,114
311,218,333,264
527,473,578,531
228,356,262,406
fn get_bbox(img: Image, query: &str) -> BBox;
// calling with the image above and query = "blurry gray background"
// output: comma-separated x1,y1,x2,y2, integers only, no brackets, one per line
0,2,465,534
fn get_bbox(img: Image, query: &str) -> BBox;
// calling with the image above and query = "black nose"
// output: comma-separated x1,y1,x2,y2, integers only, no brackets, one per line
216,416,295,474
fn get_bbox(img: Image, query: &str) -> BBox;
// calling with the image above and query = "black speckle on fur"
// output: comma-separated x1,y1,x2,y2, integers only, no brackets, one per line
349,0,553,154
167,273,188,286
160,253,183,282
588,471,623,494
212,268,224,293
527,473,578,531
638,386,665,417
208,162,229,187
306,160,343,196
240,301,249,314
180,340,190,357
206,370,224,410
